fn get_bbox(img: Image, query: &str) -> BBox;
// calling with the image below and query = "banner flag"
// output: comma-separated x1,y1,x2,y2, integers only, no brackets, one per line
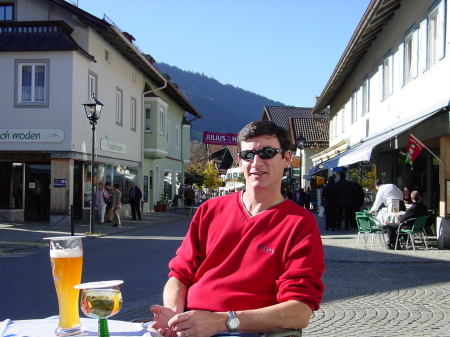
405,134,424,165
203,131,237,146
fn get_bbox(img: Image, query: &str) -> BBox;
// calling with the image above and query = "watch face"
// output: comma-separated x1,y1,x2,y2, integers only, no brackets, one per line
229,318,239,329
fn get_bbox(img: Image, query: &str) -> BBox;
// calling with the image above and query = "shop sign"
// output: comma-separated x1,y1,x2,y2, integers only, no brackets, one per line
292,168,300,176
54,179,67,187
203,131,237,146
0,129,64,142
100,137,127,154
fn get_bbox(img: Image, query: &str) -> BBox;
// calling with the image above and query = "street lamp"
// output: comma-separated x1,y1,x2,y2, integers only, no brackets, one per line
82,93,104,234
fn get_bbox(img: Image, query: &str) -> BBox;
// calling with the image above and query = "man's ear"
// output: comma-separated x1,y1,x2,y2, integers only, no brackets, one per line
283,150,292,168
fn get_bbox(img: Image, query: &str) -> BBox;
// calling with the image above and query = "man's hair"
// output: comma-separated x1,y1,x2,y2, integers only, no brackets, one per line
237,121,291,152
114,183,120,189
105,182,111,187
411,191,421,202
339,172,346,180
375,179,383,187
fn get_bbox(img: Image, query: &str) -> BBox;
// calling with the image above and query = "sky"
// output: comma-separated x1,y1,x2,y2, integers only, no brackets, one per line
78,0,371,108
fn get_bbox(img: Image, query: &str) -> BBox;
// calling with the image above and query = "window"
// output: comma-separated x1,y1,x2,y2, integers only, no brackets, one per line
116,88,123,125
145,107,151,131
130,97,136,131
88,72,97,98
351,92,357,124
176,125,180,149
403,29,418,85
333,115,338,139
341,105,345,133
159,107,165,135
0,4,13,21
362,78,369,116
166,119,170,144
380,54,393,101
15,60,49,107
105,49,111,63
428,1,446,68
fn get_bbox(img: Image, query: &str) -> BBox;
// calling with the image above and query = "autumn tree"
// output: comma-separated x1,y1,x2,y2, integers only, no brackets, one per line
202,161,223,190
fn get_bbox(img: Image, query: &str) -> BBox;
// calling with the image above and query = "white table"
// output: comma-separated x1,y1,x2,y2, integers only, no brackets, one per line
376,211,405,225
1,316,153,337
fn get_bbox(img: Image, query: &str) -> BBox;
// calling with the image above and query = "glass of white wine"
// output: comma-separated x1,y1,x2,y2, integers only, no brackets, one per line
74,280,123,337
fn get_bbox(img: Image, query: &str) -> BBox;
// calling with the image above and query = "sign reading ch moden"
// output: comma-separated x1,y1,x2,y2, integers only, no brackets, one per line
0,129,64,142
203,131,237,146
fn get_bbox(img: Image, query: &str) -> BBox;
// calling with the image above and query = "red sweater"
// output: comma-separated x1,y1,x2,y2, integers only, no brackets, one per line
168,191,325,312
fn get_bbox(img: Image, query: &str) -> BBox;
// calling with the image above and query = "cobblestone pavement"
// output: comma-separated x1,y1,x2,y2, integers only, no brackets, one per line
1,209,449,336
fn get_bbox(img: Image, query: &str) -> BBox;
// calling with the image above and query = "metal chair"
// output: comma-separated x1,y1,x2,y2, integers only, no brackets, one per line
394,216,429,251
425,210,436,236
355,215,385,250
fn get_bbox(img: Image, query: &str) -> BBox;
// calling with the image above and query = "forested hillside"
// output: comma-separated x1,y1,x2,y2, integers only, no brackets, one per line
155,62,285,138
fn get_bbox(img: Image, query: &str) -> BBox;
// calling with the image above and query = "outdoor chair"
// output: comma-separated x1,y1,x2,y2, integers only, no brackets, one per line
425,209,436,236
355,215,385,250
394,216,429,251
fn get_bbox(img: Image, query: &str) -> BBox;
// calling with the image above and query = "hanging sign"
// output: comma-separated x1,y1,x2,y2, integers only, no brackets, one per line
203,131,237,146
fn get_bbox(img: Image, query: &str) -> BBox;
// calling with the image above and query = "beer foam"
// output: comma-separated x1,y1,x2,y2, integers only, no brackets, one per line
50,248,83,258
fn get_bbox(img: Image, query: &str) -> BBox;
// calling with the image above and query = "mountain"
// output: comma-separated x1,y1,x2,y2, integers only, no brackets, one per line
155,62,286,138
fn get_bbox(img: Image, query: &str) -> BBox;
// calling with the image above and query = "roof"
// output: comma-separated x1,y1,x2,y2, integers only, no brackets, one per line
262,106,316,131
4,0,201,118
312,0,401,114
0,20,95,61
289,117,329,148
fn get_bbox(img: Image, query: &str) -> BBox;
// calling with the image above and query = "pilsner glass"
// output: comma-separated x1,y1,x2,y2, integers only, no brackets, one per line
45,236,85,336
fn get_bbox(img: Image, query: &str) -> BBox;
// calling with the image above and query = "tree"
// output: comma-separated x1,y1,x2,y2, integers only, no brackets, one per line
186,140,208,176
202,162,223,190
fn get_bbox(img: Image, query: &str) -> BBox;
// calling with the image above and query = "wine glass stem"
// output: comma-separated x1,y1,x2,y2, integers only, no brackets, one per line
98,318,110,337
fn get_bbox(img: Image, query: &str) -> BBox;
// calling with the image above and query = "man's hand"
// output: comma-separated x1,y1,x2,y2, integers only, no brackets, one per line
168,310,226,337
149,305,177,337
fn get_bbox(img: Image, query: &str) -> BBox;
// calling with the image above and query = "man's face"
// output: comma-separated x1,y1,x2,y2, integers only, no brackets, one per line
238,135,291,191
129,182,134,188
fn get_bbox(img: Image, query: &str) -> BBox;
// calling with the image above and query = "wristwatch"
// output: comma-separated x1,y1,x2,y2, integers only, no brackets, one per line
226,311,240,334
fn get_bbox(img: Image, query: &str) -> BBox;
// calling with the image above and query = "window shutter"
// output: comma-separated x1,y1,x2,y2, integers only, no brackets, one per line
438,0,446,60
412,29,419,79
379,64,384,101
419,18,428,73
389,55,394,96
399,42,405,87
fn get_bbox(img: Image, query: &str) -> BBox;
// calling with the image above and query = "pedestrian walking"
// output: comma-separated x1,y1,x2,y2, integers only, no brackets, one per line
94,182,109,224
129,181,142,221
112,183,122,227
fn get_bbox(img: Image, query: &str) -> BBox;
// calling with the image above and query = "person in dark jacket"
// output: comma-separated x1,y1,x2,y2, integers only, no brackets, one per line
350,178,365,227
335,172,356,229
129,181,142,220
385,191,428,249
322,176,339,231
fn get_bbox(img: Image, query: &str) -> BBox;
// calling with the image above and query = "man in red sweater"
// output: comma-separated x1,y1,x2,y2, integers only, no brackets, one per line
150,121,325,337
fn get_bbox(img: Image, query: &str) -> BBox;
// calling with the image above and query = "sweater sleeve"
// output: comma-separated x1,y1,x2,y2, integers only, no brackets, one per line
276,228,325,311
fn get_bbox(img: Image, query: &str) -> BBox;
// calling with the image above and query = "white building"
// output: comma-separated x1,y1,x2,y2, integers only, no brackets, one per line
0,0,200,224
312,0,450,247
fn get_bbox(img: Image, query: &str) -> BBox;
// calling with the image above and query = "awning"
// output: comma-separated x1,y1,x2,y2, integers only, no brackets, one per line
322,107,447,170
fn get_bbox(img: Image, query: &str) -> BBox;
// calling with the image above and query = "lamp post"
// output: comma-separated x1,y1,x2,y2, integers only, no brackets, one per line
82,93,104,234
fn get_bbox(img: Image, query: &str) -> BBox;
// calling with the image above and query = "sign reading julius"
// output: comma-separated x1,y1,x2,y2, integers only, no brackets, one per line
203,131,237,146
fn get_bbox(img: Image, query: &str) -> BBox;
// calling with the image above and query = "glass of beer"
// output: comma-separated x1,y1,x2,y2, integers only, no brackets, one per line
75,280,123,337
45,236,84,336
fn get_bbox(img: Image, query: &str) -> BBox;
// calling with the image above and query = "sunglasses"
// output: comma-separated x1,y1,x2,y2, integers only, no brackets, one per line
238,147,286,161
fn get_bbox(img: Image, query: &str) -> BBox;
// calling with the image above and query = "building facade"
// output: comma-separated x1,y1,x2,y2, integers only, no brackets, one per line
0,0,200,224
312,0,450,247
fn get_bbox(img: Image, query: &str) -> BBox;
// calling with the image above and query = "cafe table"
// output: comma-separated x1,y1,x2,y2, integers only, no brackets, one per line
376,210,406,225
1,316,156,337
